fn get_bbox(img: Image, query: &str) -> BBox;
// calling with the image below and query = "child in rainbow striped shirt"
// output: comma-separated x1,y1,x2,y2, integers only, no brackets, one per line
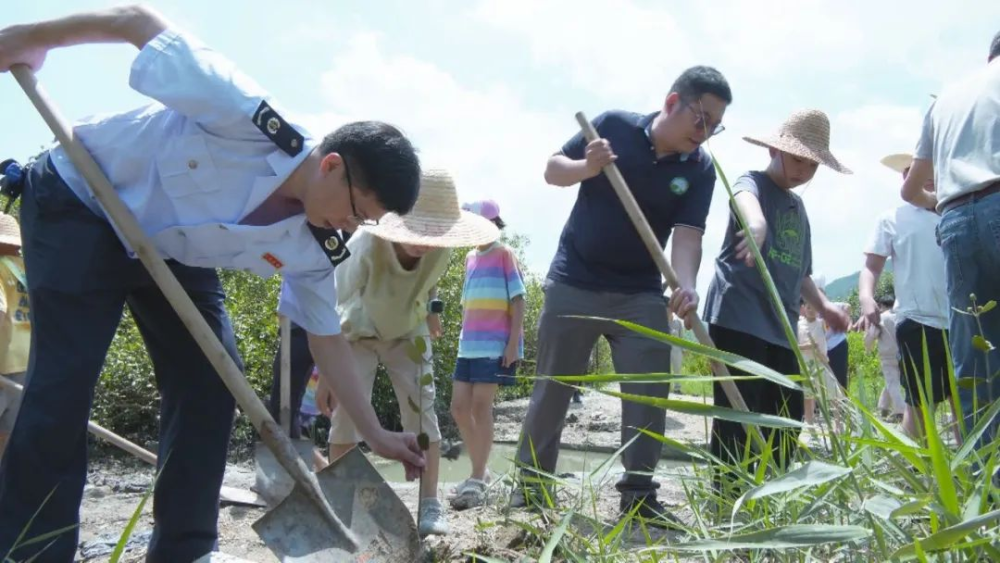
449,200,527,510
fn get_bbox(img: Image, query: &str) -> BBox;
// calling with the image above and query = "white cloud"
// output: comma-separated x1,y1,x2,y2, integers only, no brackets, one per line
301,0,995,307
693,0,868,76
311,30,577,272
467,0,998,301
7,0,994,308
472,0,693,107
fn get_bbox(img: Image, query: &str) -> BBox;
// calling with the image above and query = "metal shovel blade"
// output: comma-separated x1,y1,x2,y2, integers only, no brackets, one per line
254,438,319,506
252,447,420,562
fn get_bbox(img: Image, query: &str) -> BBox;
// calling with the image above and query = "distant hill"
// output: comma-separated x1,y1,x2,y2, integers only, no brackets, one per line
825,273,859,301
824,259,893,301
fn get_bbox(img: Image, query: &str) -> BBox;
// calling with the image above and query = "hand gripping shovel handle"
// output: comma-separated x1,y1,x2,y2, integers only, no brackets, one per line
574,112,764,445
10,65,359,551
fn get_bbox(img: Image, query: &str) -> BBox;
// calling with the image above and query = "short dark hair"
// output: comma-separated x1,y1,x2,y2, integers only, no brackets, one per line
670,66,733,105
990,30,1000,62
319,121,420,215
492,216,506,230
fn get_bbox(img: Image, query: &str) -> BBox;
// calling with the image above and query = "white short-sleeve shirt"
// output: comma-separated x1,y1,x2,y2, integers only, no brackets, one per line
49,29,341,335
864,204,949,329
915,58,1000,210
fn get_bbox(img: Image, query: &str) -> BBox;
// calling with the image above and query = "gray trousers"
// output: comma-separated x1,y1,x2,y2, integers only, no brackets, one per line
517,280,673,499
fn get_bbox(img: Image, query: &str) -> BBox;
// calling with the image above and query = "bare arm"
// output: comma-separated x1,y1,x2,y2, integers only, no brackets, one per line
668,226,703,326
543,135,617,187
900,158,937,210
802,277,850,333
733,191,767,267
0,5,169,71
507,296,526,349
426,286,442,339
308,333,385,439
671,226,703,292
801,276,827,315
308,333,423,467
858,253,888,331
544,154,595,187
501,295,526,368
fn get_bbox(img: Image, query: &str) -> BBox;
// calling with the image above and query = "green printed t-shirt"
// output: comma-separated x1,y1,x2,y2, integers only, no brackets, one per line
703,171,813,349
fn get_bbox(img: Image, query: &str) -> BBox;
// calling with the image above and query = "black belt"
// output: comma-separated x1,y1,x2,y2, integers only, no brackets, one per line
940,181,1000,215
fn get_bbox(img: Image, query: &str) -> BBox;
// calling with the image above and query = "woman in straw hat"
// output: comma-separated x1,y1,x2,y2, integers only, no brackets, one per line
0,212,28,464
314,169,498,537
702,109,851,495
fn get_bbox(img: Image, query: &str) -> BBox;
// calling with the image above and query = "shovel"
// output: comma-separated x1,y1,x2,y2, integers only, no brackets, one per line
253,315,322,506
249,319,420,561
10,65,418,560
574,111,766,451
253,447,420,561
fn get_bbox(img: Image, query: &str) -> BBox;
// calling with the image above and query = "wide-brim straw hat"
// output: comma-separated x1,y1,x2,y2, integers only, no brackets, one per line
880,153,912,174
743,109,852,174
362,169,500,247
0,213,21,247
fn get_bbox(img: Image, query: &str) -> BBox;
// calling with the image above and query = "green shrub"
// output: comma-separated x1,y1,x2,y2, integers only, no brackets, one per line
91,233,544,460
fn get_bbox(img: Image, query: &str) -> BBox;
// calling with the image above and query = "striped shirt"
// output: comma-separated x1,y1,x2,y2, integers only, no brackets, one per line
458,243,526,358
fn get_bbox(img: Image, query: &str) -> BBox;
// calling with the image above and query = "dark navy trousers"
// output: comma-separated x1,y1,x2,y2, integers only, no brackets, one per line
0,154,241,563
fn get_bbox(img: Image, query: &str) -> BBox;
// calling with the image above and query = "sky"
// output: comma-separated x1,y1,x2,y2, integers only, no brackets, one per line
1,0,997,307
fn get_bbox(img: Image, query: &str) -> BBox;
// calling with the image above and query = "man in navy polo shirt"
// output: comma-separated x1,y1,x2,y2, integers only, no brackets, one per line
513,66,731,526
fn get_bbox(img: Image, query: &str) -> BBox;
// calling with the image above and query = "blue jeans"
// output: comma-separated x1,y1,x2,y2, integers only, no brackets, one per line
938,191,1000,451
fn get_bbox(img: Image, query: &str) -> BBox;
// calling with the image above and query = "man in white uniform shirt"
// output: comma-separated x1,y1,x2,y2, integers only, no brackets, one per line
0,6,424,562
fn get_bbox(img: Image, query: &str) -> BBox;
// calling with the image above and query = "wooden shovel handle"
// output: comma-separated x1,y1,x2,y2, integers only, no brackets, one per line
10,64,358,550
279,315,292,435
0,374,157,464
573,112,755,418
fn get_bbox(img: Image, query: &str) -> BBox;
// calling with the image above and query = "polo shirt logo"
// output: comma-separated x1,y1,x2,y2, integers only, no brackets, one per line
670,177,690,195
262,252,284,269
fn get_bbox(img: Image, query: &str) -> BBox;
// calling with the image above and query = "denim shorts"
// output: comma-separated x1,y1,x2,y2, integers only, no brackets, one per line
453,357,517,386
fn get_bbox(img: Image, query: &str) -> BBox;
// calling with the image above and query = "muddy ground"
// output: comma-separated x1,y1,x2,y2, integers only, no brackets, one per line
73,391,777,562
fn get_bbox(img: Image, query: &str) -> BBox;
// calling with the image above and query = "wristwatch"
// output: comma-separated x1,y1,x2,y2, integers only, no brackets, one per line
428,299,444,314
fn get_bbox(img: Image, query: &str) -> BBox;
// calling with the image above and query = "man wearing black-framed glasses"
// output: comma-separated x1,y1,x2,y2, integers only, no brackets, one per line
683,99,726,137
0,7,426,561
343,158,379,227
513,65,732,528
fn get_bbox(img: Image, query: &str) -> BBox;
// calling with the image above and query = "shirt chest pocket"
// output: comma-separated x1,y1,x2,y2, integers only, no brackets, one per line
155,135,221,197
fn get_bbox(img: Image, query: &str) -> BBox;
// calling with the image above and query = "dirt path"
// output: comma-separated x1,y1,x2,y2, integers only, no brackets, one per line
492,389,715,455
75,392,718,562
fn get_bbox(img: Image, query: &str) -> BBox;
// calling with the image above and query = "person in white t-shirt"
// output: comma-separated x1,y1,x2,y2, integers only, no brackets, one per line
798,301,844,431
863,301,905,420
858,153,960,444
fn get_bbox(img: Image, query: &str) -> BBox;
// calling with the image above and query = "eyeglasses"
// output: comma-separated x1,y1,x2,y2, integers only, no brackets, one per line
684,100,725,137
343,159,378,227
